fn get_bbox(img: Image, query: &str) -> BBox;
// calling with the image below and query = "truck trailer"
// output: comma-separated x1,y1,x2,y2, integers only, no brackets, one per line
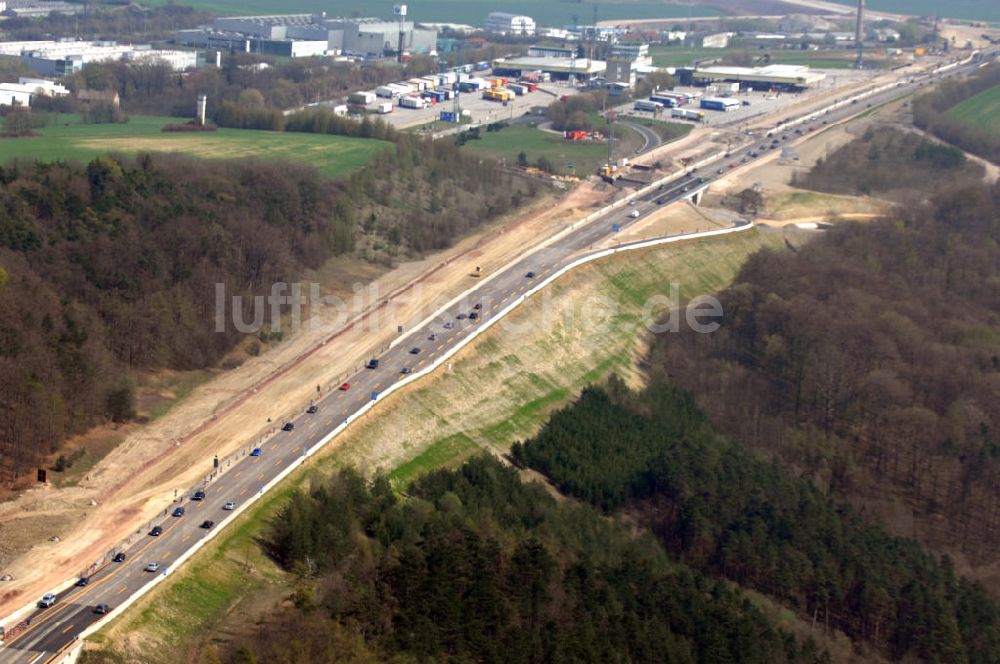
672,107,705,121
347,91,376,105
634,100,663,112
700,97,741,112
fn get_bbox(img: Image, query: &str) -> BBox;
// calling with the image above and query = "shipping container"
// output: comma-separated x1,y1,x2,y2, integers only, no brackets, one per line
375,102,393,114
390,82,413,94
375,85,398,98
522,81,538,92
508,83,528,95
399,96,427,109
439,111,457,122
347,91,376,105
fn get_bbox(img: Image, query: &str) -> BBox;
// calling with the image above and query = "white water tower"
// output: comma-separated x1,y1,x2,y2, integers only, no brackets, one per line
196,94,207,126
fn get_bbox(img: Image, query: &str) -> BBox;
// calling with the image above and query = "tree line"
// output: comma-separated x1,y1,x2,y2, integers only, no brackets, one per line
0,140,537,484
911,62,1000,165
204,459,831,664
512,382,1000,663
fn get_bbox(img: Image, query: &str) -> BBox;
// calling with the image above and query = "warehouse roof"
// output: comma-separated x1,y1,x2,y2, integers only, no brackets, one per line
494,56,606,75
692,64,826,86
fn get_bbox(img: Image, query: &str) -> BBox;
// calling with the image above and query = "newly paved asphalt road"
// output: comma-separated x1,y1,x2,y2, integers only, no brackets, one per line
0,52,990,664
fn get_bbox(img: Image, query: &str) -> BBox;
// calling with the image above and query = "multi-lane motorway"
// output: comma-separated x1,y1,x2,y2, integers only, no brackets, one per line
0,51,991,664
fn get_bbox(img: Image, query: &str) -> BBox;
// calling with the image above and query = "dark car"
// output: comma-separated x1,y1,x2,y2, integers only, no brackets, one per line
469,312,479,320
401,367,411,374
428,333,437,341
457,312,468,320
200,520,215,529
526,271,536,278
150,526,163,536
94,604,110,615
282,422,294,432
172,507,185,517
410,347,421,354
76,577,89,587
306,405,318,414
192,490,206,501
251,447,262,457
656,198,666,205
473,303,482,310
113,552,127,563
366,358,379,369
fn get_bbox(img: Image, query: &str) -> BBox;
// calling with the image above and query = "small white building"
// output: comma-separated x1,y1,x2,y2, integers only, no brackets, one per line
485,12,535,37
701,32,734,48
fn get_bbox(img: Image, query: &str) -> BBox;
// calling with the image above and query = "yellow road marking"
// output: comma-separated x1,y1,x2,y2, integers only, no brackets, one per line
61,623,75,634
118,585,127,595
235,471,242,478
182,534,191,543
240,488,248,497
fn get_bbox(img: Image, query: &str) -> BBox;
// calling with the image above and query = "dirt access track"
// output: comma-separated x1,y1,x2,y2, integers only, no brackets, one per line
0,179,612,620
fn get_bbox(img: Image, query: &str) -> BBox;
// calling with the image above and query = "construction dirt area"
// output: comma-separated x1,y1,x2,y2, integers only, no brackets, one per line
0,47,966,620
0,178,616,619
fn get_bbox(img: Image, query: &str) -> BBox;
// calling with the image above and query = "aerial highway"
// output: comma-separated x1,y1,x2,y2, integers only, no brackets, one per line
0,51,990,664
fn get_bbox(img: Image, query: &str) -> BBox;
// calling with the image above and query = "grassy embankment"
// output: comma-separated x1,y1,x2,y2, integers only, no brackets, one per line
83,227,781,662
460,122,644,176
945,83,1000,130
0,114,387,178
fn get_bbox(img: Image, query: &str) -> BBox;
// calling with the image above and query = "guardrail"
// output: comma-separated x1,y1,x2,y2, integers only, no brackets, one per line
42,218,756,664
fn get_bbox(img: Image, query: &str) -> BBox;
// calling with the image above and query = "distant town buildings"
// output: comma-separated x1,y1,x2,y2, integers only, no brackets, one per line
2,0,80,17
177,14,438,58
0,41,197,76
484,12,535,37
609,42,651,67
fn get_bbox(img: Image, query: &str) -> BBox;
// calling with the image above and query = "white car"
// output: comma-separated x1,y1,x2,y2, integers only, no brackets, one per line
38,593,57,608
223,500,236,511
629,210,640,218
145,562,160,572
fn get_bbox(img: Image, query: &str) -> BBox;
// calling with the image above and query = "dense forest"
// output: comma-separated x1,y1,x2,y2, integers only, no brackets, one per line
0,138,538,483
45,54,436,118
211,460,830,664
791,126,984,198
654,176,1000,569
512,383,1000,663
911,62,1000,165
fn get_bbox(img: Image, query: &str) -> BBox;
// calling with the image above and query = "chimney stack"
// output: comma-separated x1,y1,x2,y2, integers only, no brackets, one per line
197,94,207,126
855,0,865,68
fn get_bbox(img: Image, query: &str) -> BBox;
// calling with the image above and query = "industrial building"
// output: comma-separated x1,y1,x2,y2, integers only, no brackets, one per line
528,45,575,59
491,56,605,82
701,32,734,48
609,42,651,67
484,12,535,37
680,64,826,90
0,41,198,76
178,14,437,58
0,78,68,106
2,0,80,17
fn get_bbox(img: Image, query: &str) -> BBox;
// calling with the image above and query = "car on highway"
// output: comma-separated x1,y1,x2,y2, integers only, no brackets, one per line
150,526,163,536
401,367,411,375
94,604,110,615
366,358,379,369
628,199,636,205
113,552,127,563
38,593,57,608
224,500,236,511
145,562,159,573
716,168,724,174
282,422,294,432
728,163,736,169
201,520,215,529
526,271,536,278
469,312,479,320
473,303,482,310
456,312,468,320
193,490,206,501
251,448,262,457
306,405,318,414
339,383,350,391
629,209,640,218
428,333,437,341
76,577,89,587
410,347,421,354
742,100,751,106
443,321,454,329
172,507,185,517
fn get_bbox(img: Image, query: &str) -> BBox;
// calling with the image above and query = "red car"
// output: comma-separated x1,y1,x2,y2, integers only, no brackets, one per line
339,383,350,391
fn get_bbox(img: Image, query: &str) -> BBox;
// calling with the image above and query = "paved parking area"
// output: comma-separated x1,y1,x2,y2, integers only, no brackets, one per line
615,67,878,131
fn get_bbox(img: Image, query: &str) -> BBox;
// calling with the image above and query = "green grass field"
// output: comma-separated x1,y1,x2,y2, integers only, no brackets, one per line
144,0,720,25
0,115,388,177
828,0,1000,21
460,123,641,176
946,84,1000,130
